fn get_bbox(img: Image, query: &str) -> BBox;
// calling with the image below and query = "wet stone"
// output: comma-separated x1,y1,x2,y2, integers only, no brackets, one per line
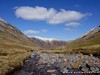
90,67,100,72
13,70,29,75
95,67,100,72
12,51,100,75
47,69,56,73
53,62,63,68
60,68,69,73
81,67,89,72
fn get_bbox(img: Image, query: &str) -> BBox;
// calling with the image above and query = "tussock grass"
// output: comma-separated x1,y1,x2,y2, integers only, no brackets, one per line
51,45,100,57
72,45,100,56
0,49,30,75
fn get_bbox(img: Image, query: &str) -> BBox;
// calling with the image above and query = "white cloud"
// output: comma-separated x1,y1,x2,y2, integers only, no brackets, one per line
24,29,47,34
64,28,72,31
48,9,86,24
41,29,48,32
66,22,81,27
15,6,56,20
24,30,40,34
15,6,90,24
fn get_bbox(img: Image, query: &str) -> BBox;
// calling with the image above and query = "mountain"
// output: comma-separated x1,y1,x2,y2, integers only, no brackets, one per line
0,18,39,50
80,25,100,39
73,25,100,46
30,36,67,49
55,25,100,56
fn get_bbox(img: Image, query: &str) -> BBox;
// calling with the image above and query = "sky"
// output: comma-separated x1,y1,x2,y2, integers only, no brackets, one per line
0,0,100,41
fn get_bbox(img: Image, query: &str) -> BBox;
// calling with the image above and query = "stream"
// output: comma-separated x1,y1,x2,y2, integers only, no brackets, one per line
12,51,100,75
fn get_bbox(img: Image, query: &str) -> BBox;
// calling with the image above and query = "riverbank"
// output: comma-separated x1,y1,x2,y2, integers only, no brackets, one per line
0,49,30,75
12,51,100,75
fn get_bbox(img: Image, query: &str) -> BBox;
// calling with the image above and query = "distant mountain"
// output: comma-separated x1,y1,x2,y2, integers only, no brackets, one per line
30,36,67,49
55,25,100,56
0,18,39,50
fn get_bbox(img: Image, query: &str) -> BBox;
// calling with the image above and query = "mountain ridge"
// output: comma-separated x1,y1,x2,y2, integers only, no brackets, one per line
29,36,61,41
30,36,67,49
0,18,40,50
80,25,100,39
54,25,100,56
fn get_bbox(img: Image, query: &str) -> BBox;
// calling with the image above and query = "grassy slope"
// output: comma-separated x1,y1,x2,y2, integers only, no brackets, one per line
52,32,100,55
0,19,41,50
0,20,41,75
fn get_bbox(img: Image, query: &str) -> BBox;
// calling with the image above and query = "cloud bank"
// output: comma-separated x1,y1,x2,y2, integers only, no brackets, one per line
66,22,81,27
64,28,73,31
15,6,90,24
24,29,47,34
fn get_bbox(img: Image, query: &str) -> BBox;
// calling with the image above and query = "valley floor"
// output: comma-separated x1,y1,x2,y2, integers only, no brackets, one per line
12,51,100,75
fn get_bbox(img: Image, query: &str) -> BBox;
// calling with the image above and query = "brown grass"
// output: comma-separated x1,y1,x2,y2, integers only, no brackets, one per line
0,49,30,75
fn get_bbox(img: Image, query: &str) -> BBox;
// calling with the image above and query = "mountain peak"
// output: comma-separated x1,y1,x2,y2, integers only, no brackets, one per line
30,36,67,48
97,25,100,27
0,18,7,23
29,36,60,41
80,25,100,38
93,25,100,32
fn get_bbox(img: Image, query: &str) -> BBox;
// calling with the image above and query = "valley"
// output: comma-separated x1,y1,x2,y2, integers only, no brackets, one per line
0,18,100,75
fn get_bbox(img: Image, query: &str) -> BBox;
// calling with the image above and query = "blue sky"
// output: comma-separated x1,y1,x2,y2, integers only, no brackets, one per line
0,0,100,40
